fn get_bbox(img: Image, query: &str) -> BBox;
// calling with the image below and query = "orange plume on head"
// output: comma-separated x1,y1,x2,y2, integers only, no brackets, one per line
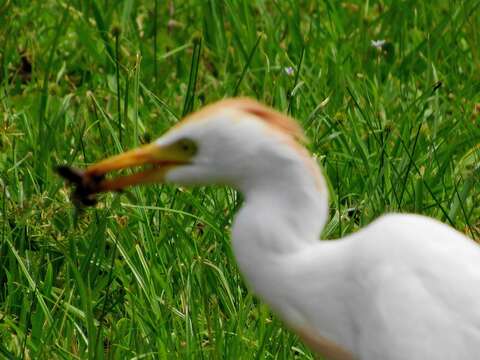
176,98,307,143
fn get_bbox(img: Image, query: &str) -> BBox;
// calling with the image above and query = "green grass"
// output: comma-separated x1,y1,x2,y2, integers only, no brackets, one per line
1,0,479,359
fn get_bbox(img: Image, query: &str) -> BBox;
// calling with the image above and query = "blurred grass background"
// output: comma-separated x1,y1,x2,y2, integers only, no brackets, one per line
1,0,479,359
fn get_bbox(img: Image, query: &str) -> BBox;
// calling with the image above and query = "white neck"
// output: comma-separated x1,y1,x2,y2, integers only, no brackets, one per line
232,149,329,288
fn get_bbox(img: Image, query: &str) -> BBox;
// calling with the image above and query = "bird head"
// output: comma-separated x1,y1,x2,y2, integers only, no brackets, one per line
60,98,308,202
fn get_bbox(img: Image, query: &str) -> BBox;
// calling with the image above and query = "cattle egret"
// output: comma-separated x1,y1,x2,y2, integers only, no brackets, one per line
60,98,480,360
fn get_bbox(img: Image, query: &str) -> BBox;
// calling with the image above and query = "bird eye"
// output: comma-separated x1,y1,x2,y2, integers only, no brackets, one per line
176,138,197,155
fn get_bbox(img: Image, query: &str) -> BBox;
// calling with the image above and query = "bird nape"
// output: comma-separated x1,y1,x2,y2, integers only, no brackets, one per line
57,98,480,360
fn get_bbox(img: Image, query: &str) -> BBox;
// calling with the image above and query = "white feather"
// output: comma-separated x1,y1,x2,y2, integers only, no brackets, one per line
159,103,480,359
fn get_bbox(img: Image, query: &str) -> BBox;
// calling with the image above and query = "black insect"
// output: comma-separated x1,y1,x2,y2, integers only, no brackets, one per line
56,165,105,207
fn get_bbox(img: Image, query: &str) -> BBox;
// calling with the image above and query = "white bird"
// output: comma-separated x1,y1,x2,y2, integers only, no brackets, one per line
69,98,480,360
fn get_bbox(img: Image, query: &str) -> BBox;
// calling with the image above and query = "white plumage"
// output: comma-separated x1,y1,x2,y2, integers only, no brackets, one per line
79,98,480,359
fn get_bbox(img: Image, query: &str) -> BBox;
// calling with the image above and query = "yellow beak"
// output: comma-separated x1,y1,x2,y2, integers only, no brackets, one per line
82,142,190,193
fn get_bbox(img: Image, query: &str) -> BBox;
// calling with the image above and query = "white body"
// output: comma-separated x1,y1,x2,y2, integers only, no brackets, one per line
235,210,480,359
140,100,480,359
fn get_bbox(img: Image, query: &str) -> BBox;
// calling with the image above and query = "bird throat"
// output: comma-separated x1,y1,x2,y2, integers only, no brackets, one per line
231,154,329,284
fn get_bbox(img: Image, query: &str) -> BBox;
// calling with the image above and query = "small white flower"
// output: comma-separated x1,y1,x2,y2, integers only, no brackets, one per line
284,66,294,76
371,39,386,49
